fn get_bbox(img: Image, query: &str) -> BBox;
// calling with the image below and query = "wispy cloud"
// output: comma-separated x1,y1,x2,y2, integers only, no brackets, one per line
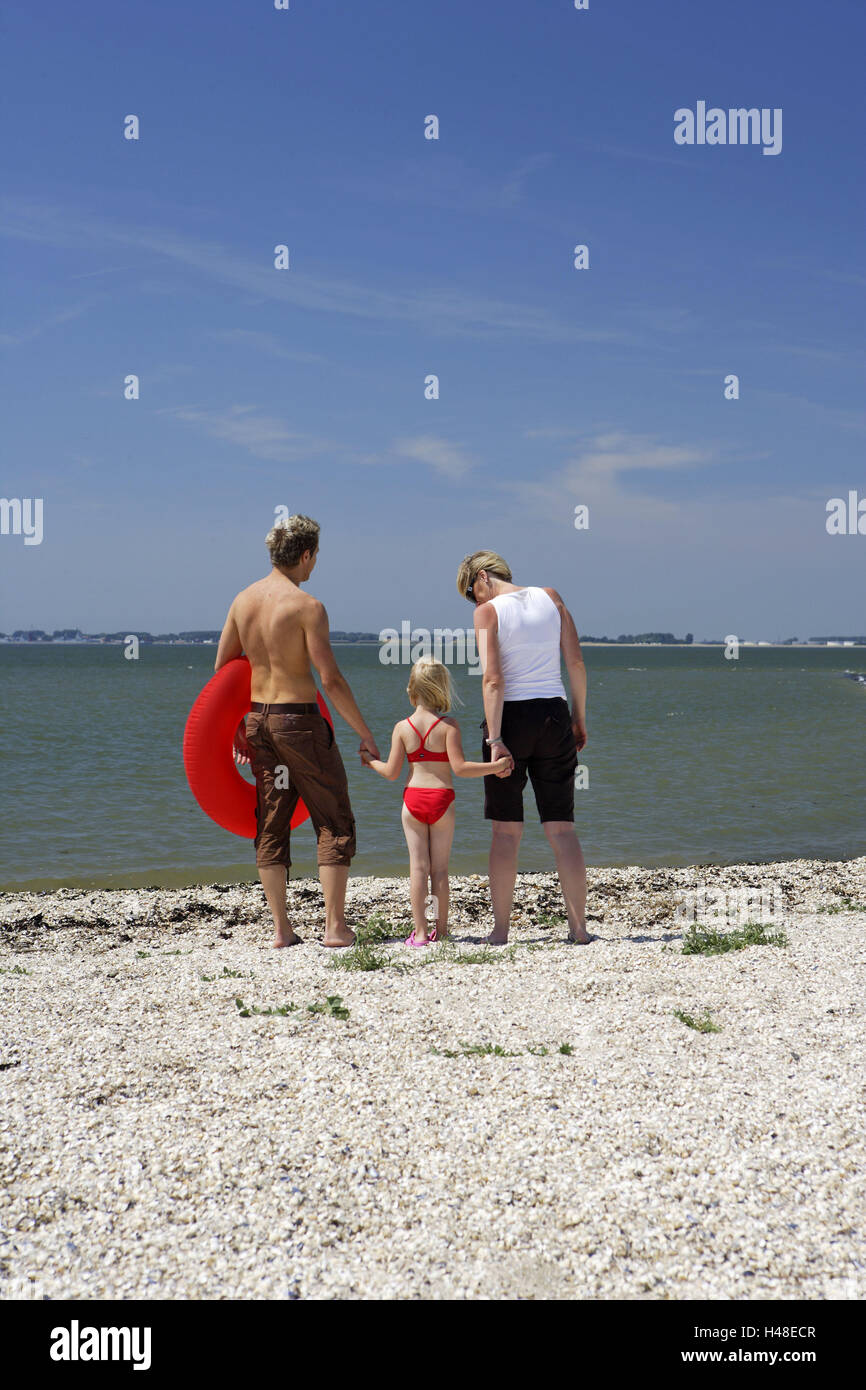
209,329,326,364
322,151,558,219
573,139,701,171
503,431,833,581
67,266,132,280
162,404,334,464
0,300,95,348
818,269,866,289
509,431,716,523
499,153,554,207
392,435,476,479
523,425,586,441
756,254,866,292
0,197,630,345
160,405,478,476
88,361,196,399
750,389,866,435
766,341,862,368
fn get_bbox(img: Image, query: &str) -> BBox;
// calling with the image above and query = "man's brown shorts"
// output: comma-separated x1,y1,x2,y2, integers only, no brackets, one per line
244,704,356,869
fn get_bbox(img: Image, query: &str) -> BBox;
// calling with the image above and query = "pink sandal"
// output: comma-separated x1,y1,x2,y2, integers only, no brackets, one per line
405,929,430,947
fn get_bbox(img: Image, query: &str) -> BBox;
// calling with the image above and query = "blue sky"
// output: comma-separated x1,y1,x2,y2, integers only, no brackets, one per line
1,0,863,641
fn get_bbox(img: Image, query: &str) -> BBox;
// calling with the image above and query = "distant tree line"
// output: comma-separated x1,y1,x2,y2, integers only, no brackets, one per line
1,628,381,643
580,633,694,644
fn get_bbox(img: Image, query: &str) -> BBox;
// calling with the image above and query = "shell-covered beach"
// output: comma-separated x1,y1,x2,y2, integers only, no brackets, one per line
1,857,864,1301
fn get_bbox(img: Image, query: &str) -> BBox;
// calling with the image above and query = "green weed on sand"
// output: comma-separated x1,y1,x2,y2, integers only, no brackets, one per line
355,913,402,944
306,995,350,1019
234,994,350,1019
329,941,396,972
674,1008,722,1034
438,942,518,965
681,921,788,955
235,998,297,1017
431,1040,574,1058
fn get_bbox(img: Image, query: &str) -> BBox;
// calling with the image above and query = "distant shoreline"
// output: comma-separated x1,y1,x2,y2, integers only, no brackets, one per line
2,640,865,649
5,848,866,898
4,854,865,917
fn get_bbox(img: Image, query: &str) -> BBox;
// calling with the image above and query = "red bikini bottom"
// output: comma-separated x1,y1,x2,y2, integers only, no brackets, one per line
403,787,456,825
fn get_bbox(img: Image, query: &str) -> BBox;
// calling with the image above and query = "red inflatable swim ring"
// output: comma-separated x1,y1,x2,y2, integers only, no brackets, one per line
183,656,333,838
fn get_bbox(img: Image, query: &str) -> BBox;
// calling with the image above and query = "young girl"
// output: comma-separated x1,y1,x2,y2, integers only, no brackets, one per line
362,657,510,946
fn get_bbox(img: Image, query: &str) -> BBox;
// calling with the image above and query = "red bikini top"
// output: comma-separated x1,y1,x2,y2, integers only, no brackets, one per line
406,716,450,762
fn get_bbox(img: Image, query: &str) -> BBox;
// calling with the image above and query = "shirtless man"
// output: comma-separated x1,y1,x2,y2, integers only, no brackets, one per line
214,515,380,948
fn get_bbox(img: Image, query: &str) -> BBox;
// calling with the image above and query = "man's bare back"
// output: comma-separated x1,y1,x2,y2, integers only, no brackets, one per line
215,539,379,764
231,573,320,703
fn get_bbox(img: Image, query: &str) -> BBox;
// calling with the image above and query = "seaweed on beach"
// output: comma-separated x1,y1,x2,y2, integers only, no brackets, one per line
436,941,518,964
306,995,350,1019
816,897,866,914
430,1039,575,1058
355,913,402,944
234,997,298,1018
329,941,396,973
234,994,349,1019
681,922,788,955
674,1008,722,1033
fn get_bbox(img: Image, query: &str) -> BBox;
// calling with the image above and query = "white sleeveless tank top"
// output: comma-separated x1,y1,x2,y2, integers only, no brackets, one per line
488,587,567,700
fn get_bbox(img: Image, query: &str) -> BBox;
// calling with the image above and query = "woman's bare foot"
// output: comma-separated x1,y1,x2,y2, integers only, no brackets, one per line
567,929,595,945
273,929,303,948
323,924,356,948
486,931,509,946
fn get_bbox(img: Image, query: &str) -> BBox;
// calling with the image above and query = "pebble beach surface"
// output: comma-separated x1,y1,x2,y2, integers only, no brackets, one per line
1,858,864,1302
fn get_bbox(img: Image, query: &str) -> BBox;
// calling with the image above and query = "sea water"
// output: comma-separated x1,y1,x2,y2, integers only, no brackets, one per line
0,644,863,891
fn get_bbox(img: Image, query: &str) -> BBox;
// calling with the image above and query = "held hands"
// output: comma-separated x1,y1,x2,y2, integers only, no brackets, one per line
359,735,380,766
488,740,514,778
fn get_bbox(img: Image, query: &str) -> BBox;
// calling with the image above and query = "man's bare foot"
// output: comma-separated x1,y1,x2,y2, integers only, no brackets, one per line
323,924,356,948
486,932,509,946
273,930,303,948
567,929,596,945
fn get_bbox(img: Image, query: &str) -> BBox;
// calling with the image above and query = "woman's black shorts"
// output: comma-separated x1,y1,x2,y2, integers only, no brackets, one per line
481,697,578,823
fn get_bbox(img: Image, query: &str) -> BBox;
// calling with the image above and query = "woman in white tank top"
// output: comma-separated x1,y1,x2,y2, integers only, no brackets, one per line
456,550,594,946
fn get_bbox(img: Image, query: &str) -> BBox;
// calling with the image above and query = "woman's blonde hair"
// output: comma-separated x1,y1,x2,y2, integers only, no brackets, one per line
407,657,454,714
455,549,512,599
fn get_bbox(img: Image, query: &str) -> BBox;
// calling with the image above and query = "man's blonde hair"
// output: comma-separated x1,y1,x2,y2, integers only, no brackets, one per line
407,657,453,714
455,550,512,599
266,515,320,568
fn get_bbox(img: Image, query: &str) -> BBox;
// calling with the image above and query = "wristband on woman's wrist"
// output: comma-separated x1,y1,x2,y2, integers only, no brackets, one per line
485,735,502,745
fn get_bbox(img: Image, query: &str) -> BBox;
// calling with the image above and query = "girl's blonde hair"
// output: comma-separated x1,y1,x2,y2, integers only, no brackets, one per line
407,657,454,714
455,549,512,599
